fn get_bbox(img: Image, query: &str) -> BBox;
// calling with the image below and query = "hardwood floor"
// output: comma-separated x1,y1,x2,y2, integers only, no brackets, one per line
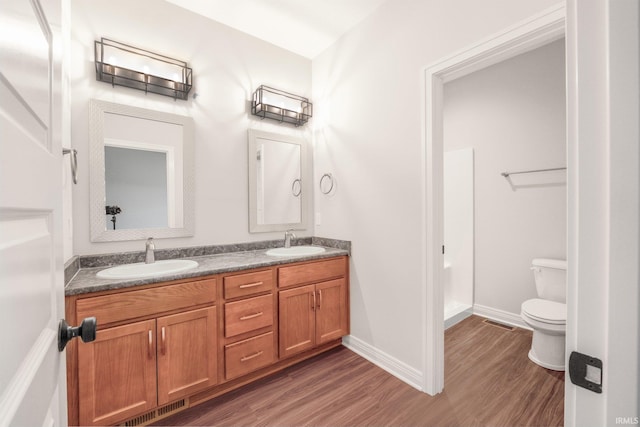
155,316,564,426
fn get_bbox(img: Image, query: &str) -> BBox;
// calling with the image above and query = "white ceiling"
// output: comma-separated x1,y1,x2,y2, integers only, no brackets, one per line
164,0,388,59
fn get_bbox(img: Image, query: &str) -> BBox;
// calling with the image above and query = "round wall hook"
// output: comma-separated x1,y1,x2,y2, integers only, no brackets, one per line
292,178,302,197
320,173,334,194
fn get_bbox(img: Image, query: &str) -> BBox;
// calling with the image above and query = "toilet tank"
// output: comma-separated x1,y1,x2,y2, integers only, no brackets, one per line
531,258,567,303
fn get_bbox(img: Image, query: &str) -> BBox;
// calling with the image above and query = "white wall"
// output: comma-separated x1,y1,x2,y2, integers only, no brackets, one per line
69,0,312,256
443,40,566,317
312,0,562,377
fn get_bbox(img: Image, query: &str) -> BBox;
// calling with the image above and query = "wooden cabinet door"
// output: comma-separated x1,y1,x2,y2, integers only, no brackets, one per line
78,319,157,426
315,278,348,345
157,306,218,404
279,285,315,358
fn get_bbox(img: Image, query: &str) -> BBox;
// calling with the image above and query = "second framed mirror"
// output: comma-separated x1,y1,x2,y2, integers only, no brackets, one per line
248,129,310,233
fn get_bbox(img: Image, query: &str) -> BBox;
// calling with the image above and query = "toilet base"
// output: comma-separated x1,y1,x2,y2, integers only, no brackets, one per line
528,329,565,371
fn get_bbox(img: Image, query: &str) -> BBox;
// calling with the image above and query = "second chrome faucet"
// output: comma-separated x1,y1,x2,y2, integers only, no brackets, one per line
145,237,155,264
284,230,296,248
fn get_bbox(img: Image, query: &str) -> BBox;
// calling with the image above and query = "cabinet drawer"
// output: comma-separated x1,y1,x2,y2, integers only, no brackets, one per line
278,257,346,288
225,332,274,380
225,294,273,337
224,270,273,299
76,278,217,326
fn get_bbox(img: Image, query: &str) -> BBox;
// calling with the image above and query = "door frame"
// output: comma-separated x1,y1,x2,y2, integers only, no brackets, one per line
564,0,640,424
421,4,565,395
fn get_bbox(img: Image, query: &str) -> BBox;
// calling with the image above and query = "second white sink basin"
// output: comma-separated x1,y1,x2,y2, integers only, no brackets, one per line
96,259,199,280
266,246,326,257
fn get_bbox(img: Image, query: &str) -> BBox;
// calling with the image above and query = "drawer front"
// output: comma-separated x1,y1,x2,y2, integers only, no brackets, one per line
224,269,273,300
278,257,346,288
76,278,217,326
225,332,274,380
225,294,273,338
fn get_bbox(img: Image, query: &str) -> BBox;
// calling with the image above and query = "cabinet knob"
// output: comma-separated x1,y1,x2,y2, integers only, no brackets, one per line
57,317,97,351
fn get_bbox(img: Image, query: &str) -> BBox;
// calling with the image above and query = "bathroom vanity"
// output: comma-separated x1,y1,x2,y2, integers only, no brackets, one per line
64,247,349,426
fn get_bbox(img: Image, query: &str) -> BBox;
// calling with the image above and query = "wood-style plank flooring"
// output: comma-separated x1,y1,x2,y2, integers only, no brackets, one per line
155,316,564,426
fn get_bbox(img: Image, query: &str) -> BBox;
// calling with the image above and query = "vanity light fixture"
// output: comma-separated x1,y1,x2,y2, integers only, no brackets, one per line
251,85,312,126
94,38,192,101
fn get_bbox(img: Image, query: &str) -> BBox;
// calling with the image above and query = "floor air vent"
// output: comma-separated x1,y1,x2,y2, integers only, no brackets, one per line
482,318,516,331
120,411,155,427
119,399,187,426
158,399,186,416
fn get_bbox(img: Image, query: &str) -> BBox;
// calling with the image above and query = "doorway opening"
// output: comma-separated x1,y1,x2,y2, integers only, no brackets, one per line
421,5,565,395
442,38,567,332
440,38,568,422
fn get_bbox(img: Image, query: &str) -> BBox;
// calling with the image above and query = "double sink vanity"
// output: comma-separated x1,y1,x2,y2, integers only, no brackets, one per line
67,100,347,425
65,239,350,426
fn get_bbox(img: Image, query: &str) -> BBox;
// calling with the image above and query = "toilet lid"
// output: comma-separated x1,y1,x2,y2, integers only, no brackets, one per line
522,299,566,324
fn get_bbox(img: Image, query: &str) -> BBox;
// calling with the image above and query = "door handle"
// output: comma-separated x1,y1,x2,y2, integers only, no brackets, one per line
62,148,78,184
148,330,153,360
58,317,97,351
161,327,166,355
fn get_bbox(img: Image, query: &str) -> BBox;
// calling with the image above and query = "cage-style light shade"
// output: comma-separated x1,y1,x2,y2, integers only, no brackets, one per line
252,86,312,126
95,38,192,101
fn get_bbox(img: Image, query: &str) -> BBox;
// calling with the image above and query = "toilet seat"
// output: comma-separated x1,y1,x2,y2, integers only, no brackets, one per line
522,298,566,325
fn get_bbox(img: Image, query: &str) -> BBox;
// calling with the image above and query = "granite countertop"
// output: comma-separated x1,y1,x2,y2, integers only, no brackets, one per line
65,239,349,296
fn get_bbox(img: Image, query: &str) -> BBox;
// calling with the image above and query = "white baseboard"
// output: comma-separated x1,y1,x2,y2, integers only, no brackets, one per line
445,305,473,330
473,304,532,330
342,335,423,391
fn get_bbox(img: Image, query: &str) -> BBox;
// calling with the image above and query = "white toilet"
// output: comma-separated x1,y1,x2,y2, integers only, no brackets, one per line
521,258,567,371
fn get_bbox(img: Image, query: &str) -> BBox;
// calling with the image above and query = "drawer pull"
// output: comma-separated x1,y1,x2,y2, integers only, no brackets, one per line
239,281,263,289
240,351,264,362
240,311,263,321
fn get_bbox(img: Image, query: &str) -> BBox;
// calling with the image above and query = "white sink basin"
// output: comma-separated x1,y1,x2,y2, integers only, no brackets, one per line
266,246,326,257
96,259,199,280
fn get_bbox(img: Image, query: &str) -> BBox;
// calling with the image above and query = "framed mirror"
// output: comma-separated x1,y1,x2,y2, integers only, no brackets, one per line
248,129,309,233
89,99,194,242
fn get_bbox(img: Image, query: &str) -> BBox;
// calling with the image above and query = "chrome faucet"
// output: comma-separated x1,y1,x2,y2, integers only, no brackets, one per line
145,238,155,264
284,230,296,248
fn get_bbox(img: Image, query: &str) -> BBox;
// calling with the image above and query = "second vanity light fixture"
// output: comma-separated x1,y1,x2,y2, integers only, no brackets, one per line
251,85,313,126
95,38,192,101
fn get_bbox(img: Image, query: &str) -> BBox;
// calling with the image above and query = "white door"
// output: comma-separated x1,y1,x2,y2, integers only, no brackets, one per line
0,0,67,426
566,0,640,425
